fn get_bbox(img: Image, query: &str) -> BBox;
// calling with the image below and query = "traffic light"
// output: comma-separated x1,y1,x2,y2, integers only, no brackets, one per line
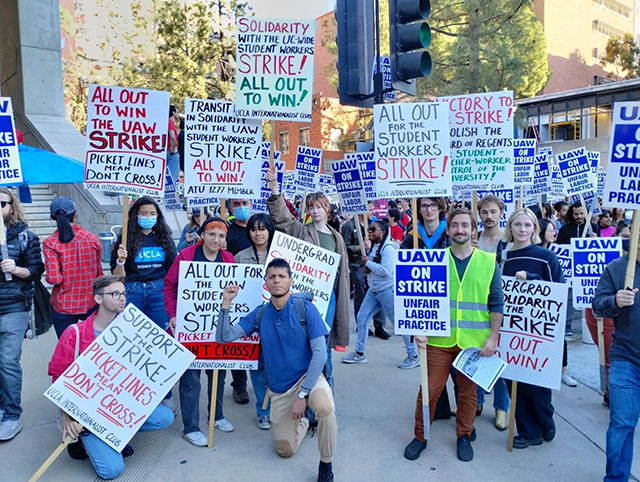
335,0,375,108
389,0,432,96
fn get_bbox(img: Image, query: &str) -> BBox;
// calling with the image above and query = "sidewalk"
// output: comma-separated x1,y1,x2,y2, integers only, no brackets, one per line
2,321,638,482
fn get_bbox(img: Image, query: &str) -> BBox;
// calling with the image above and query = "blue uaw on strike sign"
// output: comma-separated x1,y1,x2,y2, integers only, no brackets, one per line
394,249,450,336
603,101,640,208
0,97,23,186
571,237,622,309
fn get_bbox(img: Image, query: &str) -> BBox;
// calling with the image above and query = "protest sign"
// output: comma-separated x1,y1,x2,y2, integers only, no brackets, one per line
0,97,22,186
44,304,194,451
235,17,315,122
526,154,552,198
372,199,389,220
549,243,572,285
372,56,396,102
253,142,284,213
84,85,169,195
163,167,182,211
513,139,536,186
281,169,297,200
436,91,514,192
357,152,377,200
549,164,565,201
264,231,339,322
318,174,339,204
498,277,568,390
183,99,262,199
603,102,640,208
331,158,368,215
295,146,322,193
571,237,622,308
394,249,450,336
476,189,514,230
374,102,451,198
557,147,595,197
175,262,266,369
186,196,219,209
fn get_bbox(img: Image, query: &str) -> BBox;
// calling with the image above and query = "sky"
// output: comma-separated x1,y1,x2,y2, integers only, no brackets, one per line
247,0,334,19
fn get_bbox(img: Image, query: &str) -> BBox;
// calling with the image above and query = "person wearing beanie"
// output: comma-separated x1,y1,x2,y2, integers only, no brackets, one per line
43,197,103,338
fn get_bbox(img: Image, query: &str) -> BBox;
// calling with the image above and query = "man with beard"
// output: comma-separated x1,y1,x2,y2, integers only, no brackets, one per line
556,202,596,243
472,195,507,255
404,208,504,463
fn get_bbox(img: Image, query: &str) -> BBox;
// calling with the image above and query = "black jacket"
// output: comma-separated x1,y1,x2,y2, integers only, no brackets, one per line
400,229,450,250
0,221,44,315
340,217,366,267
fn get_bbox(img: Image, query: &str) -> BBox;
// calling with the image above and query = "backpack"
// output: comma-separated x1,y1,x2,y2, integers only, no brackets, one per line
254,291,314,337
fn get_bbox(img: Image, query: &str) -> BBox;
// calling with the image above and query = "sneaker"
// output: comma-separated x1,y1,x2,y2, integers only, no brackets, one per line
214,418,235,432
476,404,483,416
161,398,177,415
603,394,610,407
457,435,474,462
374,324,390,340
398,355,420,369
67,440,88,460
342,351,367,364
404,437,427,460
233,389,250,405
122,444,134,457
257,416,271,430
318,461,334,482
564,330,574,339
543,426,556,442
562,373,578,387
513,435,543,449
495,409,509,431
183,431,208,447
0,420,22,441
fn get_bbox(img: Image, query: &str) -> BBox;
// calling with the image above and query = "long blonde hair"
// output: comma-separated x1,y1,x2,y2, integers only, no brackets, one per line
0,187,26,228
503,207,541,245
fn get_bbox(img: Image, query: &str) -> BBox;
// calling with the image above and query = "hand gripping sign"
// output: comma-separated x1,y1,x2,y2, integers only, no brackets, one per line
44,304,194,452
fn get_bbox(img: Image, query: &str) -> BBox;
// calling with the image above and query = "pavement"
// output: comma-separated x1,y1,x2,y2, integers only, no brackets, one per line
1,312,639,482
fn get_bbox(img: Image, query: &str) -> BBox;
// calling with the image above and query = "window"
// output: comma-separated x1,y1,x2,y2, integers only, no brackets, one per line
279,131,289,154
299,128,310,147
592,0,632,18
592,19,625,38
329,128,342,150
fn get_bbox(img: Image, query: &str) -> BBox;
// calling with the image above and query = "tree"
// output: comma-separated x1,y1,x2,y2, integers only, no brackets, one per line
600,33,640,80
415,0,550,99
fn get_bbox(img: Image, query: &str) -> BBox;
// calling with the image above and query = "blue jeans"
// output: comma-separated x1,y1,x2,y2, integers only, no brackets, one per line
323,292,337,388
167,151,180,182
355,287,417,358
0,311,29,421
477,378,510,411
179,369,226,434
81,404,173,479
250,368,270,418
605,360,640,482
124,280,169,331
51,305,97,339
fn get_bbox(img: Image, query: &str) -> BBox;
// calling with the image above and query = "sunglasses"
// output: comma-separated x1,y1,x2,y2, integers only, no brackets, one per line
1,201,13,208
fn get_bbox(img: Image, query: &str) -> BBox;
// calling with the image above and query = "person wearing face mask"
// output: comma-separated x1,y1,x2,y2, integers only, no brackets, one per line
221,198,253,405
235,213,276,430
164,217,237,445
501,208,564,449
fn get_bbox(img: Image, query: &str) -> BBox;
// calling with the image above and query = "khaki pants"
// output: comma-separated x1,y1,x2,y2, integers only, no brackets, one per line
269,374,336,463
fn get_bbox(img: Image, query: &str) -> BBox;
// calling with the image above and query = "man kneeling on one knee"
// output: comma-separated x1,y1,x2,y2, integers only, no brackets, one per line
217,258,337,482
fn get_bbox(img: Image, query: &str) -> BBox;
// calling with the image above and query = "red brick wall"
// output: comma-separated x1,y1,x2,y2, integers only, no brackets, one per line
313,11,338,98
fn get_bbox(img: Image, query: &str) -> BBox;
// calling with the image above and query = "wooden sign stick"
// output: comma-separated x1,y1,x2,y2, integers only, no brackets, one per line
355,214,367,256
120,194,129,255
579,193,593,238
619,210,640,327
412,197,430,440
28,436,75,482
208,369,220,448
220,199,227,220
597,316,606,392
472,191,479,241
0,212,12,281
268,120,276,190
507,381,518,451
519,185,524,209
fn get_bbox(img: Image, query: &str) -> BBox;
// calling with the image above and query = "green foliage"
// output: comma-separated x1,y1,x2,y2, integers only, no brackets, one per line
600,33,640,79
416,0,549,99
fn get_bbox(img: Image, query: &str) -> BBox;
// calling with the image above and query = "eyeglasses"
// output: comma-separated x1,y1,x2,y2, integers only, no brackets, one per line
0,201,13,208
98,291,128,300
420,203,438,211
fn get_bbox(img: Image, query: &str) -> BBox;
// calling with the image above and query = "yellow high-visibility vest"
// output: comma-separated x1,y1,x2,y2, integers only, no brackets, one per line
428,248,495,349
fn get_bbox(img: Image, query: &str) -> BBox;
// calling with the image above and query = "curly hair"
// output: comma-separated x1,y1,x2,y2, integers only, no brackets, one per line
112,196,174,263
0,187,26,227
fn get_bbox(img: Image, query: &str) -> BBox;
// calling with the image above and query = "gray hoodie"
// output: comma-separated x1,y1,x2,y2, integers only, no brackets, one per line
592,255,640,371
365,236,397,293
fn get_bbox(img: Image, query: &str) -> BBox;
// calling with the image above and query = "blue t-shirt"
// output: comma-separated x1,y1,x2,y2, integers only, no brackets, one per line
238,297,328,393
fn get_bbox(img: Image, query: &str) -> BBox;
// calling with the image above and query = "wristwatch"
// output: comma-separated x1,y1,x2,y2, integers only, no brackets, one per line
298,390,309,400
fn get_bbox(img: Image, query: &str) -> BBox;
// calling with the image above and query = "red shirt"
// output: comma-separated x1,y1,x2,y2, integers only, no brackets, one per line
43,225,104,315
168,119,178,151
390,224,404,242
48,313,98,381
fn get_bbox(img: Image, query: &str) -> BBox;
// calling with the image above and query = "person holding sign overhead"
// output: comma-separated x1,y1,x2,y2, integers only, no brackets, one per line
500,208,564,449
164,217,236,446
266,168,350,386
405,208,504,463
48,275,174,479
217,258,337,482
0,187,44,442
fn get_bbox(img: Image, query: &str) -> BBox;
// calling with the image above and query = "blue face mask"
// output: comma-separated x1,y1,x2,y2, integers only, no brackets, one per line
233,206,251,222
622,239,630,252
138,216,157,230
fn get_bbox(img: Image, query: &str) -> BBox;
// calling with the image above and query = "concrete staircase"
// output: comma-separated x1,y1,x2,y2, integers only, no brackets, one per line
22,184,58,240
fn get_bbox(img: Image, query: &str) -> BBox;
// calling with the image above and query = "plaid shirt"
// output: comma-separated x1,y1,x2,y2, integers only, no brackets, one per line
43,225,104,315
